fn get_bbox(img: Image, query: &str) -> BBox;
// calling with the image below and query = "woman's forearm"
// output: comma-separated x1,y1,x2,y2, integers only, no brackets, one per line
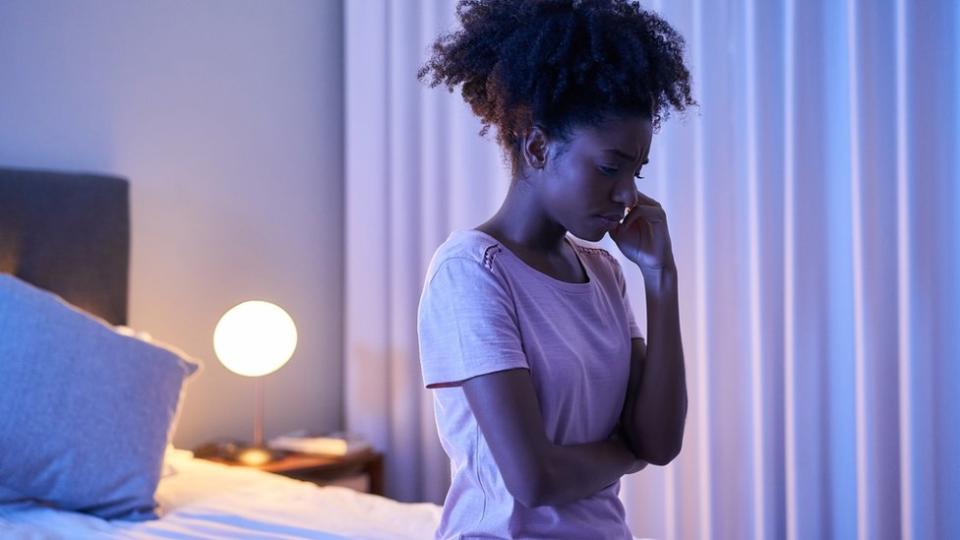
531,435,644,507
628,265,688,465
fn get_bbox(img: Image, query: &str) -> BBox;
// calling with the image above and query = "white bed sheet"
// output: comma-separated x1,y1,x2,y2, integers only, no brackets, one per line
0,449,441,539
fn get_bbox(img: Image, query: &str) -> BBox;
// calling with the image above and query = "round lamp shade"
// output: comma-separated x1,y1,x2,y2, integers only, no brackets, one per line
214,301,298,377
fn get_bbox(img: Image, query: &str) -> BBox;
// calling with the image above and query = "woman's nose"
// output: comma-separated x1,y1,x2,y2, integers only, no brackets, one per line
614,183,639,208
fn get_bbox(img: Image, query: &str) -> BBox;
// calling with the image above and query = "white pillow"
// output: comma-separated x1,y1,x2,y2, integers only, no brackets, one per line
0,275,199,520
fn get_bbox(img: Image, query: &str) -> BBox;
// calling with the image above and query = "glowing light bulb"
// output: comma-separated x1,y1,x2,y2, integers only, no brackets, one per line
213,301,297,377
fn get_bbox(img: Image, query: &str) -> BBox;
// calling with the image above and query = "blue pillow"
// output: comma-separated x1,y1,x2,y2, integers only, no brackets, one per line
0,275,199,520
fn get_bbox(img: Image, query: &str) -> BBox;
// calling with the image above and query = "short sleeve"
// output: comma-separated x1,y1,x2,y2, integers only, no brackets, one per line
417,257,529,389
613,258,645,342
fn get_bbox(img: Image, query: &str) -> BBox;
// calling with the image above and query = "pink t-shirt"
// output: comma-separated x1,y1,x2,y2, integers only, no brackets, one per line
417,229,644,539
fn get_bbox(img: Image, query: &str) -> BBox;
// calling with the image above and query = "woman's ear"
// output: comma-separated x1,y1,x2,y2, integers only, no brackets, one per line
520,125,549,171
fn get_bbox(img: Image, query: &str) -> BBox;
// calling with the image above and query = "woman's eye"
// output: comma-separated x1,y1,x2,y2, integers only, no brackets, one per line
634,173,645,180
599,166,619,176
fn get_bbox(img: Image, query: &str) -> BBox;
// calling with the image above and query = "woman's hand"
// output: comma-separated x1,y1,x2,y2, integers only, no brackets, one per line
610,190,676,273
610,423,648,474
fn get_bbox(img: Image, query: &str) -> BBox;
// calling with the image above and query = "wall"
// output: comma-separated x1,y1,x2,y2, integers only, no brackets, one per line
0,0,344,449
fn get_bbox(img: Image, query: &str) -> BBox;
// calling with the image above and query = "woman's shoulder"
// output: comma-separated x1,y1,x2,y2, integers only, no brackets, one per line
565,236,620,267
564,236,627,285
421,229,516,301
426,229,505,279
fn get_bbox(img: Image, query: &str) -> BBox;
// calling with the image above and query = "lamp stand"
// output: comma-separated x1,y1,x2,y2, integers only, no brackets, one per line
232,377,281,466
254,377,264,447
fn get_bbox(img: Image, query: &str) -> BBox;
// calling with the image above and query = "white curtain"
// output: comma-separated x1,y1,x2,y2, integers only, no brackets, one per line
344,1,959,538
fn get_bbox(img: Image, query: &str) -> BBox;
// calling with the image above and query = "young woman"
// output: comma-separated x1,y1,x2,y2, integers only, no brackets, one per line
417,1,693,538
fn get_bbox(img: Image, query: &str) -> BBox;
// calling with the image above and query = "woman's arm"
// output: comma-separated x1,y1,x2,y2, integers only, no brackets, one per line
462,368,647,508
621,266,688,466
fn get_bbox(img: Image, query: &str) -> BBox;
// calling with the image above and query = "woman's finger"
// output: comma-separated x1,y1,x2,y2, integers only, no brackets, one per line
623,204,664,223
635,190,662,207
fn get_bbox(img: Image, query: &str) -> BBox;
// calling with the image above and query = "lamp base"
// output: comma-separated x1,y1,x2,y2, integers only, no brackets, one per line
235,445,280,466
194,441,285,466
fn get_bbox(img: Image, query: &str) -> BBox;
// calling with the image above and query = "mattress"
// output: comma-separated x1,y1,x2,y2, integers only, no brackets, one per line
0,448,441,539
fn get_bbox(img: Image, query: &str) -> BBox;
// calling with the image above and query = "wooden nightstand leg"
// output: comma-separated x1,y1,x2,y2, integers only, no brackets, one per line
367,453,384,496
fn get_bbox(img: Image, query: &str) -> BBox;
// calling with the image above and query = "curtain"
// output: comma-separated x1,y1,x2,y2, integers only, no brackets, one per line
343,1,959,538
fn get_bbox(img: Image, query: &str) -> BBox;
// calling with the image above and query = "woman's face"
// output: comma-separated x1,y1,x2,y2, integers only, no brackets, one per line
539,114,653,242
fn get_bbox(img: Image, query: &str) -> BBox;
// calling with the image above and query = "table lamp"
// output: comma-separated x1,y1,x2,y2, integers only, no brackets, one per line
213,300,298,466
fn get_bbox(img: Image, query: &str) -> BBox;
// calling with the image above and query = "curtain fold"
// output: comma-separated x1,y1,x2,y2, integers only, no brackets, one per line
344,0,959,538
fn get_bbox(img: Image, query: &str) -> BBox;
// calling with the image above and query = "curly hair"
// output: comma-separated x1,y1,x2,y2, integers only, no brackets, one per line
418,0,696,175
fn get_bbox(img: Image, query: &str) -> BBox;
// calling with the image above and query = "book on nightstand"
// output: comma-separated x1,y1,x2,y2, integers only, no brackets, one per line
267,429,372,457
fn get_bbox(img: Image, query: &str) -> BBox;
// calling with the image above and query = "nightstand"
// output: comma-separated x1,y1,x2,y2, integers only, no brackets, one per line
198,447,385,496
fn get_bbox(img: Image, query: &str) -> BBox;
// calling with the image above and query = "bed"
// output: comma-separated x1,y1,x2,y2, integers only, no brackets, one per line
0,167,441,539
0,448,440,539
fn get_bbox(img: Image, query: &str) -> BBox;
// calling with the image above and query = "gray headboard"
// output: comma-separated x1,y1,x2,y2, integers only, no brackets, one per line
0,167,130,325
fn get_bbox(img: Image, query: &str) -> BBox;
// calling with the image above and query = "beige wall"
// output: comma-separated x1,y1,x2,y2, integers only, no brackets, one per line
0,0,344,449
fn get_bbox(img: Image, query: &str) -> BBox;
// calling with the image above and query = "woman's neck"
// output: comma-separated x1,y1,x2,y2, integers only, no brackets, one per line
476,182,568,256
